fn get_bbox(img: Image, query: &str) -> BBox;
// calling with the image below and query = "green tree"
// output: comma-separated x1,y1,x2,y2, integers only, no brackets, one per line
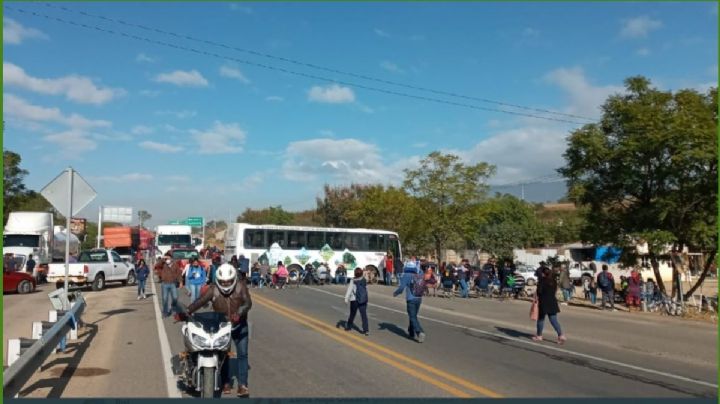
237,205,293,225
3,150,29,223
138,210,152,228
315,184,371,227
559,77,717,296
403,152,495,261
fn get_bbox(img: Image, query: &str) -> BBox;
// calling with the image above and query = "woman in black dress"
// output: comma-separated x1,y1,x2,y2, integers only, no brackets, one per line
533,266,567,344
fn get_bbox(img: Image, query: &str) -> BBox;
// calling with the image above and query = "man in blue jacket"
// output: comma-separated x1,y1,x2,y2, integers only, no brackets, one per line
392,261,426,343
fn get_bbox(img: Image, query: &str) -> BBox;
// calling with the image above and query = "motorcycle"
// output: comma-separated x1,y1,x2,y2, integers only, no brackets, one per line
176,308,232,398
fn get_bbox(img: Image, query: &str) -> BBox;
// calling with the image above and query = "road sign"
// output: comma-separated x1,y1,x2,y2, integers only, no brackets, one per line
103,206,133,223
186,217,203,227
40,169,97,217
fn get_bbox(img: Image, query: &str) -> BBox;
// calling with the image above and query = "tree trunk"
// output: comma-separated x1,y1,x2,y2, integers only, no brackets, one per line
650,254,667,295
683,249,717,300
435,239,444,264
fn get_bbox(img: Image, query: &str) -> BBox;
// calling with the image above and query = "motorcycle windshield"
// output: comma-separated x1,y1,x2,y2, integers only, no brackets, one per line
192,312,229,334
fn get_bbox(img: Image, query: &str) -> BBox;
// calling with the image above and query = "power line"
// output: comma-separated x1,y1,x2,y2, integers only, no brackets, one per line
7,6,591,126
41,2,597,124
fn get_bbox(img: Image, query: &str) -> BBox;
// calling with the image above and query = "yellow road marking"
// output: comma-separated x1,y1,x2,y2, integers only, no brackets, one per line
253,294,503,398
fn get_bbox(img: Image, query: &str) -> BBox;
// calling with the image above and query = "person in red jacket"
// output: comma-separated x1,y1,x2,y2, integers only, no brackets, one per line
384,251,394,286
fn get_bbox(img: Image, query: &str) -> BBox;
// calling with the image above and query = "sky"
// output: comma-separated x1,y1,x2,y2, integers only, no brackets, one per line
3,2,717,228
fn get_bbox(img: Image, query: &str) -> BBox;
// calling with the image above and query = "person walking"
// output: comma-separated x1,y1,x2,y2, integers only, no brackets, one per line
458,263,470,298
136,259,150,299
559,265,573,305
344,267,370,335
533,266,566,344
384,251,394,286
185,257,207,302
159,253,182,317
597,265,616,311
393,261,426,343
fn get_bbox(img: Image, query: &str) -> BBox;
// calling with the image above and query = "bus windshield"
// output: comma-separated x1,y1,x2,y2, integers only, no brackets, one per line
158,234,192,245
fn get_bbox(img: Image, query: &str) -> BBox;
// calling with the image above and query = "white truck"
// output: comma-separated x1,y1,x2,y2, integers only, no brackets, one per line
3,212,80,281
155,225,193,259
47,249,136,291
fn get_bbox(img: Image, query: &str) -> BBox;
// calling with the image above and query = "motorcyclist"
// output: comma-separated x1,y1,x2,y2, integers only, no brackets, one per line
175,264,253,397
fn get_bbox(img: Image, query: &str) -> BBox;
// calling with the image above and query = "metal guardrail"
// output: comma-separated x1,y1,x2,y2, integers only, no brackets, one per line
3,290,86,398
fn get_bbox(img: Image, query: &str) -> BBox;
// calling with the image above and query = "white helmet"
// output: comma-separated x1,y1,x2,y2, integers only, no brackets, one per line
215,264,237,295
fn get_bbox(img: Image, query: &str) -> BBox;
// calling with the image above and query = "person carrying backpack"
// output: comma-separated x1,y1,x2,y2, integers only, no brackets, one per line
597,264,616,311
393,261,426,343
344,267,370,335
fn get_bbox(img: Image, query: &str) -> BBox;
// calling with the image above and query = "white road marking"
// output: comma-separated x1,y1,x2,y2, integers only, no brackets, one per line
150,277,182,398
308,286,718,390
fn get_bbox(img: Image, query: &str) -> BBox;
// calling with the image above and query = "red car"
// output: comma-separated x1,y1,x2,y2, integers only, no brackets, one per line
3,270,37,294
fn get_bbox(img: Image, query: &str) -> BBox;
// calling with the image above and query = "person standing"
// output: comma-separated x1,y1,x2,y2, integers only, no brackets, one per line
587,276,598,305
185,257,207,302
558,265,573,305
136,259,150,299
626,269,642,311
159,253,182,317
393,261,426,343
458,263,470,298
597,265,616,311
384,252,394,286
533,266,566,344
26,254,38,282
344,267,370,335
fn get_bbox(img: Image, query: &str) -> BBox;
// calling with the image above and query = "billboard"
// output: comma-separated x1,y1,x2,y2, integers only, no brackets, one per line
103,206,133,223
70,218,87,235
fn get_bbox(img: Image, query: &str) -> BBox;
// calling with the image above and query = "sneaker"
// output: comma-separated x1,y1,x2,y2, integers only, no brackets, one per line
561,302,568,306
142,294,147,299
363,331,369,336
237,385,249,397
532,335,543,342
222,384,232,394
558,335,567,345
416,332,426,343
137,296,141,300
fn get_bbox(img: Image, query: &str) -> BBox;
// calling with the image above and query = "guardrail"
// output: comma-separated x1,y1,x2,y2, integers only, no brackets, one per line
3,289,86,398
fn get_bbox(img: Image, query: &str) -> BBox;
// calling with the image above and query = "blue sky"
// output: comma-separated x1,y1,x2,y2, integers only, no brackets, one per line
3,2,717,227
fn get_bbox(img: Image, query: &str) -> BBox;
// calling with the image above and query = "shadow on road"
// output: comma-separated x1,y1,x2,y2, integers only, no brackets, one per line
377,322,410,339
494,327,534,339
19,322,99,398
91,308,136,325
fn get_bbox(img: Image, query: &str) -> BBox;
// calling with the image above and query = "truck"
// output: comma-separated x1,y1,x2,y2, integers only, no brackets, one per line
103,226,140,261
47,248,136,291
155,225,192,259
3,212,80,281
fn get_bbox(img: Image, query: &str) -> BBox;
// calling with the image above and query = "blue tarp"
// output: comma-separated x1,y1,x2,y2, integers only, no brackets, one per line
595,246,622,263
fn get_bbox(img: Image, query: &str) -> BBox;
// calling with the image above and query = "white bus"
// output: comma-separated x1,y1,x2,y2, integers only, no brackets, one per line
224,223,402,282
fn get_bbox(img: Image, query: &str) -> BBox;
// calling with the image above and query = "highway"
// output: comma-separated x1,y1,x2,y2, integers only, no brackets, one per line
4,278,717,398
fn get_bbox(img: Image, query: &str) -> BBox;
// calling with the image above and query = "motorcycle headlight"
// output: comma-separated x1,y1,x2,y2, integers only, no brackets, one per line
191,333,211,349
214,334,231,348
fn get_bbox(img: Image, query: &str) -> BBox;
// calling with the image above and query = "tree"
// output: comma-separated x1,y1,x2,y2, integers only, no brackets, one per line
559,77,717,296
315,184,371,227
3,150,29,223
237,205,293,225
138,210,152,228
403,152,495,261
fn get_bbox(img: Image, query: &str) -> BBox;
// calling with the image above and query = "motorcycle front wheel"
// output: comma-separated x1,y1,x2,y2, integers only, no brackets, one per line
201,367,215,398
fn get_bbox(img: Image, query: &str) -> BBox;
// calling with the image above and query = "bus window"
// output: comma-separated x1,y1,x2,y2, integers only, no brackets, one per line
287,231,306,249
268,231,286,248
244,229,266,249
369,234,379,250
388,236,400,259
377,234,388,253
307,232,324,249
346,233,369,251
327,232,344,250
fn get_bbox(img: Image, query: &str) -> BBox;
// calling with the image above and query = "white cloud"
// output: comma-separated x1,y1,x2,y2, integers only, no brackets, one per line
544,66,624,118
132,125,155,135
265,96,284,102
190,121,246,154
136,53,156,63
3,17,47,45
155,110,197,119
636,48,651,57
44,130,97,155
91,173,154,182
140,89,161,97
3,62,125,105
219,65,250,83
412,142,428,148
139,141,183,153
3,93,111,129
308,84,355,104
154,70,209,87
374,28,390,38
165,175,191,182
380,61,404,74
620,16,663,39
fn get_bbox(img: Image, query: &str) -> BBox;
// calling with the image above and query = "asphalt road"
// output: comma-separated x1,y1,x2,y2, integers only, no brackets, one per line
5,278,718,398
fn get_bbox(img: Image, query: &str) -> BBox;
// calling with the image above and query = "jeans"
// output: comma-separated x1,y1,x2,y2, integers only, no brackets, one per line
221,323,249,387
384,271,392,286
406,299,424,337
459,278,469,298
346,301,369,333
562,288,572,302
589,291,597,305
601,289,615,309
536,313,563,337
161,283,178,316
336,275,347,285
189,283,202,302
137,279,147,296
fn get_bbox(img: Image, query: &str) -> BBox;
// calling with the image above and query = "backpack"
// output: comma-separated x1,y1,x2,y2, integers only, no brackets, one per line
355,279,368,304
598,272,610,289
409,274,426,298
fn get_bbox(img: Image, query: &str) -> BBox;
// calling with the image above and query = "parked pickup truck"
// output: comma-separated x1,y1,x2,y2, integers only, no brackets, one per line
47,249,137,291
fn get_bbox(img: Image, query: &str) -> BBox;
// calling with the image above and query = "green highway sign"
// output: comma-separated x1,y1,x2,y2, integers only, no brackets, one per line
186,217,203,227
